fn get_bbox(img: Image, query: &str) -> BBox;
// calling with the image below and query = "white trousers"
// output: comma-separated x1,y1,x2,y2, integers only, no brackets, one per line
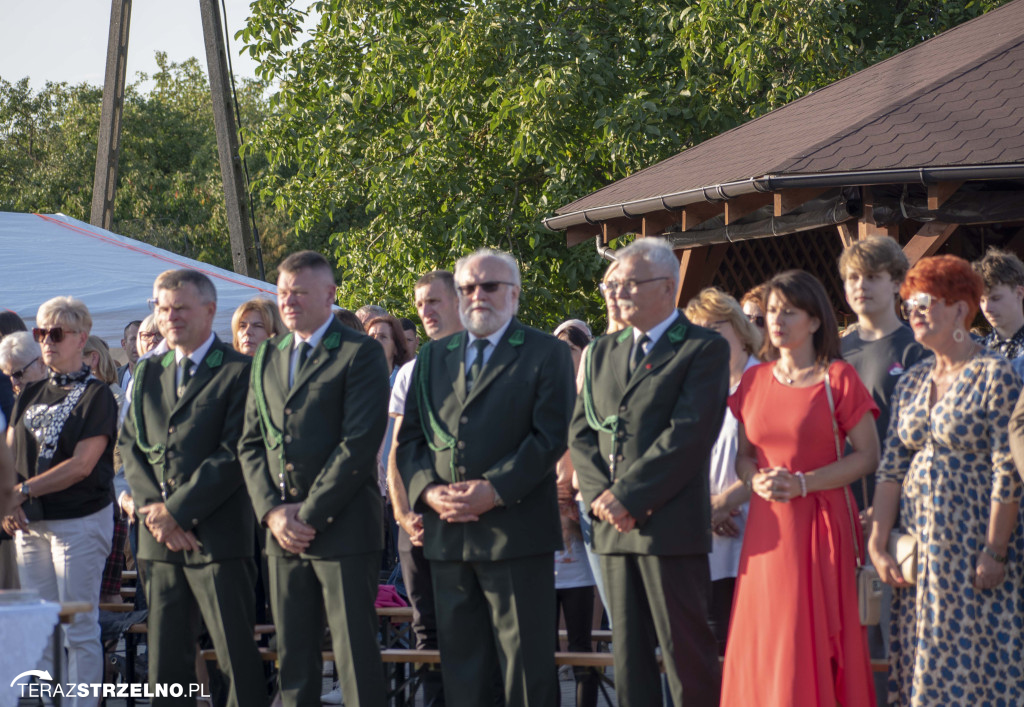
16,503,113,707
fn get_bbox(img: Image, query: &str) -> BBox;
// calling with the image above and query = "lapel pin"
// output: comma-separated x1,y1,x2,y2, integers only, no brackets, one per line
645,364,652,370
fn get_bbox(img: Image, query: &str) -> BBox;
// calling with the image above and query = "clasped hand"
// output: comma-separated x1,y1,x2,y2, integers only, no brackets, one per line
751,468,797,503
140,502,200,553
264,503,316,554
591,489,635,533
424,480,497,523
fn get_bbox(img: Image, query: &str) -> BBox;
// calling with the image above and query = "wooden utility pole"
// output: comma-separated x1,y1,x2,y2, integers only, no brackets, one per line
199,0,259,277
90,0,132,230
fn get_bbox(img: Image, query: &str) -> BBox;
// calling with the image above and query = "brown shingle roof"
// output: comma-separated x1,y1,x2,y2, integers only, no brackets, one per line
548,0,1024,228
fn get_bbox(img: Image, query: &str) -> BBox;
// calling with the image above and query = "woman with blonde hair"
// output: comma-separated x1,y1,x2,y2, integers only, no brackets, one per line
684,287,761,654
231,297,284,356
2,297,117,706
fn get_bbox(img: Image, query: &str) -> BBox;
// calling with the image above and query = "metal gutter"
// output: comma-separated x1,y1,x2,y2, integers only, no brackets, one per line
543,163,1024,232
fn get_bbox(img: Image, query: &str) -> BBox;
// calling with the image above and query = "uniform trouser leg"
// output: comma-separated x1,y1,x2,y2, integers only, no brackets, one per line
601,554,720,707
186,558,268,707
269,555,328,707
142,560,202,706
433,555,557,707
314,552,386,707
398,529,444,706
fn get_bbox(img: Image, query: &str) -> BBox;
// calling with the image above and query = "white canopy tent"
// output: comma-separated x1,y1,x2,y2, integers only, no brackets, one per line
0,212,277,348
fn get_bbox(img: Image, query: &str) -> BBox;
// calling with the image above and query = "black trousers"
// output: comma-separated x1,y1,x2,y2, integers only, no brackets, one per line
708,577,735,657
600,553,720,707
269,552,385,707
142,558,267,707
432,554,556,707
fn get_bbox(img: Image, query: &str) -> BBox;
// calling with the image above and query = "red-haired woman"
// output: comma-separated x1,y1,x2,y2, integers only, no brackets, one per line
721,270,879,707
869,255,1024,707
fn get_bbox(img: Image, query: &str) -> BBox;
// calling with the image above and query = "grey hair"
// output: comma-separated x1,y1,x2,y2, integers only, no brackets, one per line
0,331,41,370
139,313,160,334
454,248,522,287
616,238,679,285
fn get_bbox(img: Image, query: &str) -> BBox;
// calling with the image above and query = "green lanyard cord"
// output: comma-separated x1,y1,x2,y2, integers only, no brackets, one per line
414,341,460,481
581,342,621,478
251,341,288,497
130,358,170,495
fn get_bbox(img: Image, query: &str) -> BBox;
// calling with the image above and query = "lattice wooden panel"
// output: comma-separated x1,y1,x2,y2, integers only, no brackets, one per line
710,228,853,326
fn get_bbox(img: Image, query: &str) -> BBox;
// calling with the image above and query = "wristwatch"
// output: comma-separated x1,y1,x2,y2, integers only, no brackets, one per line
19,481,31,499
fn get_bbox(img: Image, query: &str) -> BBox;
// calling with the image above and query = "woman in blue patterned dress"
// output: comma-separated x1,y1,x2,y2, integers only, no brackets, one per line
869,254,1024,706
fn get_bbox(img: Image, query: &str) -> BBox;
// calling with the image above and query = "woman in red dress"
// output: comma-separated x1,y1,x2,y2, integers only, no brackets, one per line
721,270,879,707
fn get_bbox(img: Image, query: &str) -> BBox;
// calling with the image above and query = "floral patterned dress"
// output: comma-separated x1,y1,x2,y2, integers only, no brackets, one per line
878,351,1024,706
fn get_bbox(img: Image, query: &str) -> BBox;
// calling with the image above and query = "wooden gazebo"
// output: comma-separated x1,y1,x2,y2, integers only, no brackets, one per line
544,0,1024,323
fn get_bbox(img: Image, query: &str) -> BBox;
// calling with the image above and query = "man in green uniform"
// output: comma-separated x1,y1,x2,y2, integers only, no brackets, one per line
120,269,267,707
570,238,729,707
238,250,390,707
397,248,575,707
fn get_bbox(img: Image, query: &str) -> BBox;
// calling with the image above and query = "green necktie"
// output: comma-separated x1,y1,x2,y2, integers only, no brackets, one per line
177,357,193,399
467,339,489,391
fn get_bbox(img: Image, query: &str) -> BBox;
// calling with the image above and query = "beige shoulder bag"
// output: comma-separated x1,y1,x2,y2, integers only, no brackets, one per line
824,366,883,626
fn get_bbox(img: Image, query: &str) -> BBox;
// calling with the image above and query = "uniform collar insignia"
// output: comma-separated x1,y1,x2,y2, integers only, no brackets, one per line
323,332,340,350
666,322,688,343
616,327,633,344
277,332,294,350
206,349,224,368
508,329,525,347
160,351,175,368
446,332,464,351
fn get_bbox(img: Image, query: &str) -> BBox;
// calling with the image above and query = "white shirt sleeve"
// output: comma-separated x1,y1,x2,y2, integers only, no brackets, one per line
389,358,416,416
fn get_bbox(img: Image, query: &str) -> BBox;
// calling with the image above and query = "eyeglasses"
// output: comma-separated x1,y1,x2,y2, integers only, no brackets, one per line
139,331,162,341
598,277,669,295
746,314,765,328
901,293,935,319
457,281,516,296
32,327,76,344
147,297,158,311
7,357,39,381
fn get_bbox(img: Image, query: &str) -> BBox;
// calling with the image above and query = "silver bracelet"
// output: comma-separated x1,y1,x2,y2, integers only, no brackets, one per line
795,472,807,498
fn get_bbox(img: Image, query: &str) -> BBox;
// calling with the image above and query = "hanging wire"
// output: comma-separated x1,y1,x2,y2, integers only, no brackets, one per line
219,0,266,280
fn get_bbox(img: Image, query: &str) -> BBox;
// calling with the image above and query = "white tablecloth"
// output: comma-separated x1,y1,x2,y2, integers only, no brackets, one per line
0,600,60,707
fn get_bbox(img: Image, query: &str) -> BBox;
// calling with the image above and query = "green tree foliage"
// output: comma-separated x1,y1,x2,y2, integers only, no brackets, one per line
0,54,308,273
240,0,1008,328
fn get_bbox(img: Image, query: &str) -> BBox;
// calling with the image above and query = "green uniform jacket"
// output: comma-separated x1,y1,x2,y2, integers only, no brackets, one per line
120,336,254,565
238,318,390,559
570,312,730,556
397,318,575,563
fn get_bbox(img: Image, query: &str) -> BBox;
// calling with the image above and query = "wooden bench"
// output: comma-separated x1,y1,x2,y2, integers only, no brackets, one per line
99,602,135,612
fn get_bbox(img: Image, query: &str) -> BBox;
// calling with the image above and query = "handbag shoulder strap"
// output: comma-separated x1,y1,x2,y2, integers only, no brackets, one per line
824,364,864,569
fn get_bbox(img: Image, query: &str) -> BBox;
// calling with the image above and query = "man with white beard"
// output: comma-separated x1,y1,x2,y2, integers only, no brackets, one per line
396,248,575,707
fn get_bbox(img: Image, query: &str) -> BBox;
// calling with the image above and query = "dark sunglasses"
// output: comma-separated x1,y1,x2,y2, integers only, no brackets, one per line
457,281,516,296
32,327,75,343
8,356,39,381
747,314,765,328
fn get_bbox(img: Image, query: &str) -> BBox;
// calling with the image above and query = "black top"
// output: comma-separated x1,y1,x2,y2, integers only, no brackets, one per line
0,374,13,421
841,324,929,508
11,377,117,520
